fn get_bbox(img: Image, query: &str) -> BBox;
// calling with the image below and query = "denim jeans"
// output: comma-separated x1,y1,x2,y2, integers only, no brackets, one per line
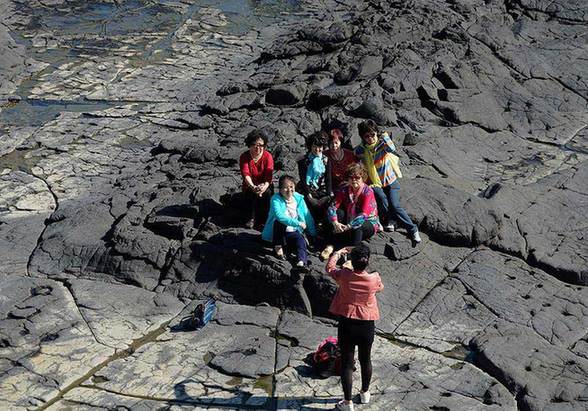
273,221,308,264
372,181,417,234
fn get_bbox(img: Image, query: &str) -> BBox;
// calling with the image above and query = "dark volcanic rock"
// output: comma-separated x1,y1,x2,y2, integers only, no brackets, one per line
404,177,502,246
1,0,587,408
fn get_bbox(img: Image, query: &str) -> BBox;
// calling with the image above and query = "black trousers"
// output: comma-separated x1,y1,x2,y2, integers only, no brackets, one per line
240,188,272,226
338,317,375,401
328,208,375,247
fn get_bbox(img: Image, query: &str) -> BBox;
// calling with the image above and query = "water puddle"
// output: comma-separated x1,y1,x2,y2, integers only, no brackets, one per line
0,99,117,127
197,0,301,34
1,0,300,130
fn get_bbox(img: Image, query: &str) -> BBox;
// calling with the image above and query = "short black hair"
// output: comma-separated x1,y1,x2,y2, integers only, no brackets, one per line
357,120,379,140
278,174,296,189
350,245,370,271
306,131,328,150
245,129,268,147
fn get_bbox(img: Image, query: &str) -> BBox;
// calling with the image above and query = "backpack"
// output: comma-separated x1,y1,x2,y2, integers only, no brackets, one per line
312,336,342,376
189,298,216,330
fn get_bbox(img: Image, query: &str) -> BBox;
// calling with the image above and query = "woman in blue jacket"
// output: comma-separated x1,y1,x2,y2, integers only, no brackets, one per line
262,175,317,269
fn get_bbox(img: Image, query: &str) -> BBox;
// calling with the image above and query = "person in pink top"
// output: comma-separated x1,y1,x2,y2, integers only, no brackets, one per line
326,245,384,411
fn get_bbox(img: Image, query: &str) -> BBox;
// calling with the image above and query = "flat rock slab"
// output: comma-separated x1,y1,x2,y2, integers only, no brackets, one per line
84,303,280,409
68,278,185,348
0,275,184,410
274,311,516,410
0,275,114,409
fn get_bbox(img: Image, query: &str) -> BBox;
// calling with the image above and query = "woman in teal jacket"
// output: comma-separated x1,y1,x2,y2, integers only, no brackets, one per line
262,175,317,269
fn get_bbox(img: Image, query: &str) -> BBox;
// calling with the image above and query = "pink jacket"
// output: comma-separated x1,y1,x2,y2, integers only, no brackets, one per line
326,254,384,321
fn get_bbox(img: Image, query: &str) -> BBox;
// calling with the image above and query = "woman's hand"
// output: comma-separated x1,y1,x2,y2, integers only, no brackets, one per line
299,221,307,230
332,221,346,233
259,182,269,194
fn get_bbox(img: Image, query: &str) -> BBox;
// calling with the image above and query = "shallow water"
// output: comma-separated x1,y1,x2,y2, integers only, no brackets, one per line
0,0,300,129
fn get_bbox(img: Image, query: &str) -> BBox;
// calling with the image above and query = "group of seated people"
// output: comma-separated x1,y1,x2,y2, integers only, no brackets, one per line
238,119,421,270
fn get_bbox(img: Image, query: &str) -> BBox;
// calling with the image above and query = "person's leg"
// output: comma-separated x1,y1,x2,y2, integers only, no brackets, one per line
286,231,308,264
337,319,355,402
357,321,375,394
360,221,376,243
272,221,287,248
371,186,389,226
347,221,375,245
386,181,417,235
254,189,272,227
241,189,256,227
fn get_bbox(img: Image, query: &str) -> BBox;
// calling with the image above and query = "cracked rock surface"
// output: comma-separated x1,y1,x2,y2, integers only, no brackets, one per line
0,0,587,409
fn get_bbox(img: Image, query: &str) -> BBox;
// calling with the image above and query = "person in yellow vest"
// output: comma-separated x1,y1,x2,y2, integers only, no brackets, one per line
354,120,421,243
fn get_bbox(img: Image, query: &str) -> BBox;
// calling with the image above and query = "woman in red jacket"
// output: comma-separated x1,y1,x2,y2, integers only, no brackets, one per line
326,245,384,411
239,130,274,229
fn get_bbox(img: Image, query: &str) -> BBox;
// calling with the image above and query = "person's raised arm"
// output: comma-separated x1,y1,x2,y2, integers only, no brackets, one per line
381,132,398,154
326,249,346,282
374,272,384,292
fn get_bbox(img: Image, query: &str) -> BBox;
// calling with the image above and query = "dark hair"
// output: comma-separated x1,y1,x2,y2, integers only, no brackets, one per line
350,245,370,271
357,120,379,140
245,129,268,147
345,163,367,181
278,174,296,189
328,128,343,143
306,131,328,150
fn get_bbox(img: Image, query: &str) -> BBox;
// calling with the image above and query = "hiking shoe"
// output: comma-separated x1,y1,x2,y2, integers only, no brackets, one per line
296,260,305,267
412,231,422,243
384,223,395,232
320,245,334,260
359,391,370,404
335,400,354,411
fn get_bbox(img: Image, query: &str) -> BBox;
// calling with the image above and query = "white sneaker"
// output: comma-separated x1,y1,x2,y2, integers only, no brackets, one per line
335,400,354,411
384,223,395,232
360,391,371,404
296,260,305,267
413,231,421,243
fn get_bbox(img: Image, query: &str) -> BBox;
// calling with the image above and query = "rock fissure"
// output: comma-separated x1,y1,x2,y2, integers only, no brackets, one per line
35,319,173,411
